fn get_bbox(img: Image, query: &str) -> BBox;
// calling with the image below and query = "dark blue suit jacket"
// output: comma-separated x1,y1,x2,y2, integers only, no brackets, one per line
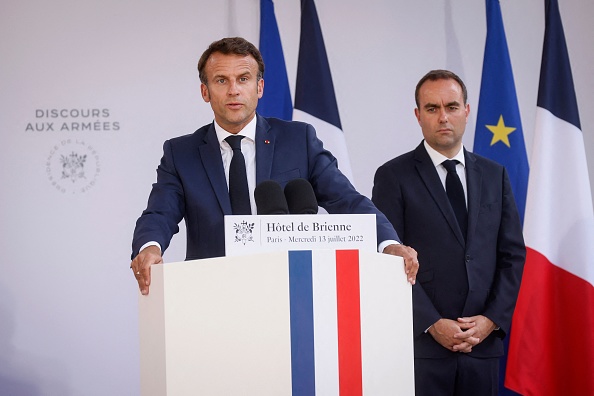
133,114,399,260
372,142,525,359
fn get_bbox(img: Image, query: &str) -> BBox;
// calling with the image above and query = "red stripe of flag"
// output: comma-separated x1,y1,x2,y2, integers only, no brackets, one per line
336,250,362,396
506,247,594,395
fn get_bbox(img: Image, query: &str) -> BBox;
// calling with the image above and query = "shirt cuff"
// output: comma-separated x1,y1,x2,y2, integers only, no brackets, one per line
378,240,400,253
140,241,162,254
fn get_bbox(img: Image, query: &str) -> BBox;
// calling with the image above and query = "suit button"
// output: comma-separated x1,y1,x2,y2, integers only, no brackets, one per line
465,255,471,262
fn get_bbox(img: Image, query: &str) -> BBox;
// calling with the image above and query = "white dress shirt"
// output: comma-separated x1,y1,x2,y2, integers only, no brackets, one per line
214,117,258,215
423,140,467,206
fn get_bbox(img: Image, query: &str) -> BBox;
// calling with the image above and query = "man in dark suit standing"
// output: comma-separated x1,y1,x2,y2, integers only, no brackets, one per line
130,37,419,295
372,69,525,395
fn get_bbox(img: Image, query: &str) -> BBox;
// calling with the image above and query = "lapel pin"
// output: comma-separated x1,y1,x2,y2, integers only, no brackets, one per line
264,140,270,144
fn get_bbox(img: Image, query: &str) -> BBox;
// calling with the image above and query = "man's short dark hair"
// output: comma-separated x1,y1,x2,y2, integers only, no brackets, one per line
197,37,265,84
415,69,468,108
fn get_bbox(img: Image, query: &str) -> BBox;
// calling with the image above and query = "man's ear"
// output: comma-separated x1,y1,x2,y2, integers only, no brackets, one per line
201,83,210,103
257,78,264,99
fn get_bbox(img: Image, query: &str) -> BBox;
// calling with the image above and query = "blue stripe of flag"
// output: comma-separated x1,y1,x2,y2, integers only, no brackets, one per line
294,0,342,130
538,0,581,130
288,250,316,395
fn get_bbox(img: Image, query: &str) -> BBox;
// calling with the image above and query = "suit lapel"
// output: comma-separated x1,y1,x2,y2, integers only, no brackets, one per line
414,143,466,247
464,149,482,245
198,124,232,214
255,115,274,184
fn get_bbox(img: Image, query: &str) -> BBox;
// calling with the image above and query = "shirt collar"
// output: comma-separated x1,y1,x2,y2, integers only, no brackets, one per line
214,116,257,145
423,140,466,168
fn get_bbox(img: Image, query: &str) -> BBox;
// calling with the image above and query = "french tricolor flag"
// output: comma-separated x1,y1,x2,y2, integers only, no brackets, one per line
505,0,594,394
293,0,353,182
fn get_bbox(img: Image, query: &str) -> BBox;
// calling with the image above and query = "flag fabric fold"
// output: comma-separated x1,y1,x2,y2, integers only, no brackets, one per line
293,0,353,181
257,0,293,120
505,0,594,394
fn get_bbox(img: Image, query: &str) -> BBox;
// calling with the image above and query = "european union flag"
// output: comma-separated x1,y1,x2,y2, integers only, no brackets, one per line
474,3,530,394
257,0,293,120
473,0,529,223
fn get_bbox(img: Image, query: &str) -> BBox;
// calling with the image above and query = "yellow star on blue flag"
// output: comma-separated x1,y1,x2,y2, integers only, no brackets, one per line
486,115,516,147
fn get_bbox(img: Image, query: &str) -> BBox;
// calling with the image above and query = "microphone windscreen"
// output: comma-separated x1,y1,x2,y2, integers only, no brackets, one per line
284,178,318,214
255,180,289,215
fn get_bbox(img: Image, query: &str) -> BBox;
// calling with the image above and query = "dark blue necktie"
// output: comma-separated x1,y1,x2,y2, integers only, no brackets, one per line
442,159,467,239
225,135,251,215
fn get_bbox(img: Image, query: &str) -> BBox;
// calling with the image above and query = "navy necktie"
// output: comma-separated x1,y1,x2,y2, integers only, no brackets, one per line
442,159,467,239
225,135,251,215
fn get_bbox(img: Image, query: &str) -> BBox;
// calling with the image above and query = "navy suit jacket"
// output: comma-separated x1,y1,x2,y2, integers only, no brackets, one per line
133,114,399,260
372,141,525,359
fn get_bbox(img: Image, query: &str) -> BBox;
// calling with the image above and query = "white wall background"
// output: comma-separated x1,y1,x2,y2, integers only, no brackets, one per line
1,0,592,394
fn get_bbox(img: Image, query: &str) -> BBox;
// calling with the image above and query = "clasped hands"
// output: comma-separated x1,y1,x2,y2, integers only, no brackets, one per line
428,316,497,353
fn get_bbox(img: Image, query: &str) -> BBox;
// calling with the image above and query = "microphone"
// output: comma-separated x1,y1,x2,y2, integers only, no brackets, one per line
254,180,289,214
284,178,318,214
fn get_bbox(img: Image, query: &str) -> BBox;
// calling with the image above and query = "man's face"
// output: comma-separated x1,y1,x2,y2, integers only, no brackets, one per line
200,52,264,134
414,78,469,158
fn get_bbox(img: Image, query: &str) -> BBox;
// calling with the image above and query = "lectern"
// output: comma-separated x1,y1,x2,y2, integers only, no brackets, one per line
139,249,414,395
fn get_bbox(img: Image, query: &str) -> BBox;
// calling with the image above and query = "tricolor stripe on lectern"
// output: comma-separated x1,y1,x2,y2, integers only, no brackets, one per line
335,250,362,395
288,251,316,395
288,250,363,396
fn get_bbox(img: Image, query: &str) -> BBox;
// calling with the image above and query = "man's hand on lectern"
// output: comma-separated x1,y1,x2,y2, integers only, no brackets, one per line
383,244,419,285
130,245,163,295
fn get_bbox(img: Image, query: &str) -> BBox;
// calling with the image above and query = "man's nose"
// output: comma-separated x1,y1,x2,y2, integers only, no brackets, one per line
228,81,240,95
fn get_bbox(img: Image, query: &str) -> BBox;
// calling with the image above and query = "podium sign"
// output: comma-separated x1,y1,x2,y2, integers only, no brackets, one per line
224,213,377,256
139,250,414,395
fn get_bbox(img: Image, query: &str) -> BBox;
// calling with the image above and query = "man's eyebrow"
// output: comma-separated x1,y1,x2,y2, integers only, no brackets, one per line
423,101,461,109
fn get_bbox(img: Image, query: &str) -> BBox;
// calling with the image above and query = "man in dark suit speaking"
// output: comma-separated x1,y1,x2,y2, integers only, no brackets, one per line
130,37,418,295
372,69,525,395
